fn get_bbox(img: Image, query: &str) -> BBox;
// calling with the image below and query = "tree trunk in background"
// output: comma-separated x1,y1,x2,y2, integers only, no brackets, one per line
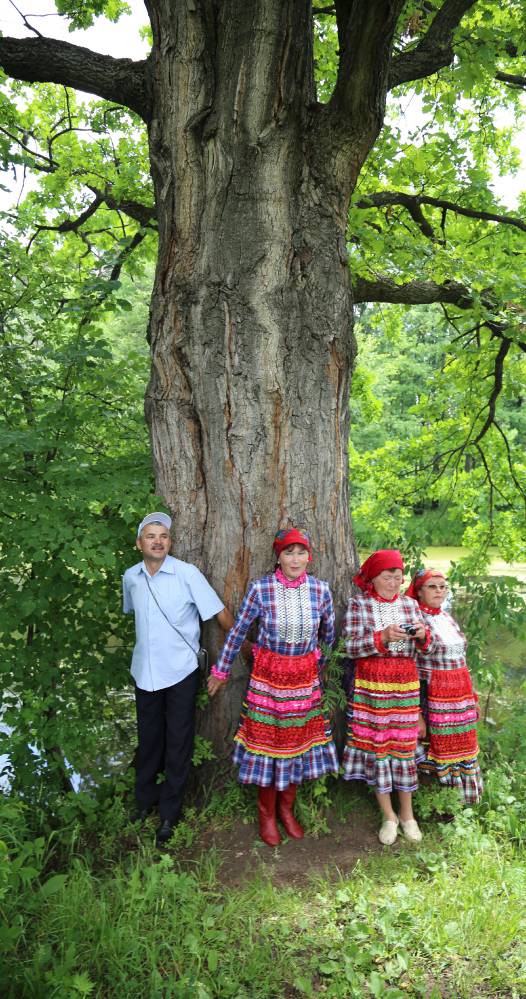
145,0,362,752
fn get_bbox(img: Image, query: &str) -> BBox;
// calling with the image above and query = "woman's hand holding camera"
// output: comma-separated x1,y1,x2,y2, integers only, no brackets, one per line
382,622,427,644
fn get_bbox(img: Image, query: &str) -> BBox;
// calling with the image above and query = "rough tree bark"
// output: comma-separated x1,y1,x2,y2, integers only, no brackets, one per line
0,0,479,752
142,0,407,743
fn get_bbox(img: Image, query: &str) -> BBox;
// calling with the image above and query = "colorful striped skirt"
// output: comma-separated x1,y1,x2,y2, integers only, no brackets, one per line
342,655,421,794
233,646,338,789
419,667,483,804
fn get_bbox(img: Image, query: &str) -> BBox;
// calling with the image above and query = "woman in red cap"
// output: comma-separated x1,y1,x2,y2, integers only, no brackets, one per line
343,550,431,845
406,569,483,804
208,528,338,846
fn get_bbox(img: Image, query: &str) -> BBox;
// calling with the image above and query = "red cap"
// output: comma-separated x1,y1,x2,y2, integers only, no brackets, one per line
273,528,312,558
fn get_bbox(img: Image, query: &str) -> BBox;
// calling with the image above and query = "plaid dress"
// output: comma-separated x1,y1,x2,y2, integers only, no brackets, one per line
342,593,430,794
213,573,339,788
417,609,483,805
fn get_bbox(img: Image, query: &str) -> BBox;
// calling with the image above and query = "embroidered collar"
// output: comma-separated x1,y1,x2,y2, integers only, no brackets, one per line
275,567,307,589
419,602,441,615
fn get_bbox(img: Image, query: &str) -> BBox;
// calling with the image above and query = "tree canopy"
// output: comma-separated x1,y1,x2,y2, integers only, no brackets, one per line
0,2,524,563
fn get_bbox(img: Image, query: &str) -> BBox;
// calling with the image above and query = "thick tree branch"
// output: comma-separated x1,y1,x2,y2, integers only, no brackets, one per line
355,275,526,351
27,194,105,251
496,71,526,91
311,1,406,188
355,191,526,234
352,275,473,306
87,187,157,228
331,0,405,121
389,0,477,89
0,36,151,123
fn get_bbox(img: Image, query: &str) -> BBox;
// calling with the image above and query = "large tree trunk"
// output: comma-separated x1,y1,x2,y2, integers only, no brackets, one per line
144,0,365,752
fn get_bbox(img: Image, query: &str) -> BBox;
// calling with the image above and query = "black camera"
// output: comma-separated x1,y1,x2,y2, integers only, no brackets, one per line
402,624,417,637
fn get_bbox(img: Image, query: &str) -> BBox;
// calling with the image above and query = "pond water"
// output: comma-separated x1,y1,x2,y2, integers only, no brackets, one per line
425,547,526,583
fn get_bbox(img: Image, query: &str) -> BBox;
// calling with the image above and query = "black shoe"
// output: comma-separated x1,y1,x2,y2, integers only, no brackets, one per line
156,818,177,846
131,806,155,824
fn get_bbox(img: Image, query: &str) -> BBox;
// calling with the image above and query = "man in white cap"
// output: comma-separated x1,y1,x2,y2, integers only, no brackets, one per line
123,512,234,845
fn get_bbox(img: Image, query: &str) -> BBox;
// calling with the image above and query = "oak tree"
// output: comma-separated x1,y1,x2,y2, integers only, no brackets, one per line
1,1,524,754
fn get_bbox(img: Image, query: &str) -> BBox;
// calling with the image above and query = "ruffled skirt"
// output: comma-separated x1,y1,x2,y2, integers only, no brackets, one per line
419,666,483,804
233,646,338,789
342,655,421,794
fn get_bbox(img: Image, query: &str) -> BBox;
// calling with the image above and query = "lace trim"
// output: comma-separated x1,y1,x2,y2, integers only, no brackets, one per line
275,577,313,644
372,599,406,653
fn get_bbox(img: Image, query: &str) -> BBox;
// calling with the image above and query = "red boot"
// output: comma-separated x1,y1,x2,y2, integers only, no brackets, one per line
257,786,281,847
277,784,304,839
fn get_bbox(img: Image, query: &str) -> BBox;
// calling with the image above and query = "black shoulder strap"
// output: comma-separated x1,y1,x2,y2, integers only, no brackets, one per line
143,572,199,658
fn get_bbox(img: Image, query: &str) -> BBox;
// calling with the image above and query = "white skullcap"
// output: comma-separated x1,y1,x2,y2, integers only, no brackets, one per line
137,512,172,537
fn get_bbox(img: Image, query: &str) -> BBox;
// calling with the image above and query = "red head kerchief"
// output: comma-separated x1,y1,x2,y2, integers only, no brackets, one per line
353,549,404,595
405,568,446,601
273,528,312,559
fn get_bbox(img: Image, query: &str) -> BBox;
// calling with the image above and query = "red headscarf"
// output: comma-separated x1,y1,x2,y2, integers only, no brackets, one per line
353,549,404,595
406,568,446,601
273,528,312,559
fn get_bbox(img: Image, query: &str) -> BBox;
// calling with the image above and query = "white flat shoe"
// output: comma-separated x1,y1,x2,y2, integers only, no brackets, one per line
399,818,422,843
378,819,399,845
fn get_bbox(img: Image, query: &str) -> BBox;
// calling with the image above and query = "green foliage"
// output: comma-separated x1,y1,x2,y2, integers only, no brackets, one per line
54,0,131,31
448,564,526,690
0,218,156,801
345,1,526,557
321,639,348,719
0,10,524,997
313,13,339,103
350,305,525,556
192,735,215,767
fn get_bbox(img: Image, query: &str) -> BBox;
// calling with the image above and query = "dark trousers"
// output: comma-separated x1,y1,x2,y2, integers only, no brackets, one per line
134,668,200,824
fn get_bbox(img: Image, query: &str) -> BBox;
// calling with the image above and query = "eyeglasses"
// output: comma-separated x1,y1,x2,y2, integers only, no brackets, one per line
423,583,447,591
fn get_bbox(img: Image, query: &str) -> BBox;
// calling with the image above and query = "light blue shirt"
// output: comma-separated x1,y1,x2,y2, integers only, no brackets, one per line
122,554,224,691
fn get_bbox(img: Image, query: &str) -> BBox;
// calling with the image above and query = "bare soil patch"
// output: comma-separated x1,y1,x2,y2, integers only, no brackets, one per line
186,802,383,887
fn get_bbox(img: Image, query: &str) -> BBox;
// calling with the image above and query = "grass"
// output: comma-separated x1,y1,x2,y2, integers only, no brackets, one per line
2,779,526,998
3,680,526,999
